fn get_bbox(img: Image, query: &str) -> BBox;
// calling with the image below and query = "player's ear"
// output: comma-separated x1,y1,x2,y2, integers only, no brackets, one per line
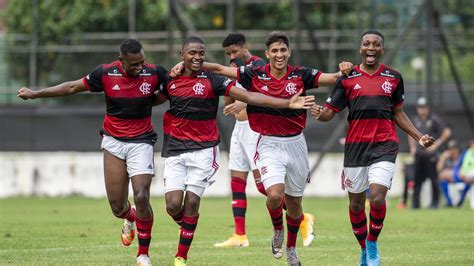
265,50,270,59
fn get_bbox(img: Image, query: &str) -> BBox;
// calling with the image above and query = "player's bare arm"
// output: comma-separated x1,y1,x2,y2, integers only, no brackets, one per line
317,61,353,86
311,105,336,121
393,106,435,148
202,62,238,79
17,78,87,100
223,100,247,116
228,87,314,109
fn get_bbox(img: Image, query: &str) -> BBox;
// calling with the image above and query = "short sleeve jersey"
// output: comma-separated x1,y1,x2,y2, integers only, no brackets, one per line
237,64,322,136
324,64,404,167
160,70,235,157
82,61,168,145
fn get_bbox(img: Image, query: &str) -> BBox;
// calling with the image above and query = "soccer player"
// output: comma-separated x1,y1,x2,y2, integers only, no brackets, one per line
199,31,353,265
215,32,316,248
160,36,315,266
311,30,435,266
17,39,166,266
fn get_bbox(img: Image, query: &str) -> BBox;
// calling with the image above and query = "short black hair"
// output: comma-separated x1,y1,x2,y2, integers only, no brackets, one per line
182,36,205,50
265,31,289,49
120,39,143,55
222,33,246,48
360,30,384,46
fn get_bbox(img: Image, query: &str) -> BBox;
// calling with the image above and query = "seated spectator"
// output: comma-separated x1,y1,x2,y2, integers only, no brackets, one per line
454,139,474,207
437,140,461,207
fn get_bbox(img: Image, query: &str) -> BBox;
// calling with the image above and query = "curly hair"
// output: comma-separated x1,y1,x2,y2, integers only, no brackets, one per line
119,39,143,55
265,31,289,49
222,33,246,48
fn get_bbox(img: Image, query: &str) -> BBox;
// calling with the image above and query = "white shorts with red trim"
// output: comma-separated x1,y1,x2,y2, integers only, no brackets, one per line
228,120,260,172
255,133,310,197
341,161,395,193
163,146,220,197
101,135,155,177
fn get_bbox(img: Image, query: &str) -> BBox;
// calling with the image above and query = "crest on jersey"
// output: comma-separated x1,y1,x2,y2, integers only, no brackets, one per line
285,82,297,95
381,81,393,94
193,82,205,95
139,82,151,95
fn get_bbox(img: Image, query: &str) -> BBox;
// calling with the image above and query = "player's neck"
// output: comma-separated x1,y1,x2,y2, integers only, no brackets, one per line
360,62,381,75
243,51,252,63
183,68,199,77
270,68,287,79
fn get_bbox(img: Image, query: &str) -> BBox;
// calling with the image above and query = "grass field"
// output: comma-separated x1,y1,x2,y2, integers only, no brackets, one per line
0,196,473,265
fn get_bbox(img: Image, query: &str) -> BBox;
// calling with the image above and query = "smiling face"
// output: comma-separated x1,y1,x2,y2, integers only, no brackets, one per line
359,34,384,68
181,42,206,74
120,49,145,77
265,41,291,73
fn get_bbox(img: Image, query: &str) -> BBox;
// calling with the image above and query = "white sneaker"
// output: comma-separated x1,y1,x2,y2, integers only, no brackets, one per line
136,254,152,266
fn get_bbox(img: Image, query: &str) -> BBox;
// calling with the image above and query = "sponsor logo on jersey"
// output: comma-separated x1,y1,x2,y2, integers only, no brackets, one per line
139,82,152,95
257,74,271,81
197,74,208,78
348,71,362,78
381,80,393,94
312,69,319,76
139,69,151,77
170,84,176,90
108,69,122,77
353,83,362,90
223,78,232,86
261,85,269,91
380,70,395,78
112,84,121,91
285,82,298,95
193,82,205,95
326,97,332,103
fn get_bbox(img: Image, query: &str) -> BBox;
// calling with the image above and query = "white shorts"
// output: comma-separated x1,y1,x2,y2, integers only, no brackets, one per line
164,146,220,198
101,135,155,177
255,133,310,197
228,120,260,172
341,161,395,193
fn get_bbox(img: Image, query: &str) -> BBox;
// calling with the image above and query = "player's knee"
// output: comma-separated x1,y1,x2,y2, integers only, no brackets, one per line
369,195,385,207
166,200,182,216
266,190,283,207
133,189,150,207
109,200,127,217
349,202,365,212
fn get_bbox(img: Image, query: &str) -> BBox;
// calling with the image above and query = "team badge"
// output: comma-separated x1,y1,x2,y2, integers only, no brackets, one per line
285,82,297,95
193,82,205,95
139,82,151,95
381,81,393,94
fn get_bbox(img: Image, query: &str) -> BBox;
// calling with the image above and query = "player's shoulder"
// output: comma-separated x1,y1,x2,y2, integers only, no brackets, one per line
249,56,266,67
101,61,122,76
290,65,321,78
380,64,402,79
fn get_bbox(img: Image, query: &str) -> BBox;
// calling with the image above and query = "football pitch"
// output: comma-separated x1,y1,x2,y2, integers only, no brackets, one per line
0,196,472,265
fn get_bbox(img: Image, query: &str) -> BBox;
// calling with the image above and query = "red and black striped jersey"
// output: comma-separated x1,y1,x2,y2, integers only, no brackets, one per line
82,61,167,145
324,64,404,167
246,55,266,67
160,70,235,157
237,64,322,137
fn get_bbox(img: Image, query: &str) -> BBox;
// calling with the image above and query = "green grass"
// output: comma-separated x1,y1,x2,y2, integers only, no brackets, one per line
0,197,473,265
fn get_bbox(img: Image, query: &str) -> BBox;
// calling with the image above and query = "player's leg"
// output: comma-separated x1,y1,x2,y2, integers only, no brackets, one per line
175,146,219,265
214,169,250,247
175,190,201,265
438,169,454,206
343,166,370,266
284,194,303,266
103,150,136,242
125,142,155,265
164,155,187,226
366,161,394,266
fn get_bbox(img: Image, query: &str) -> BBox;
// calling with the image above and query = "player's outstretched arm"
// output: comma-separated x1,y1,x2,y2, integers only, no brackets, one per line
317,61,353,86
202,62,238,80
17,79,87,100
311,105,336,121
228,87,314,109
394,106,435,148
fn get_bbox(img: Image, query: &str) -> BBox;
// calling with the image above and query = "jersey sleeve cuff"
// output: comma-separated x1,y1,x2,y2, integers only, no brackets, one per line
82,77,92,91
224,81,236,96
324,103,340,113
313,71,322,88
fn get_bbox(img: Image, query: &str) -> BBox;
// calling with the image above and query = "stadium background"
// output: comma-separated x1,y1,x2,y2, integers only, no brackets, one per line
0,0,473,199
